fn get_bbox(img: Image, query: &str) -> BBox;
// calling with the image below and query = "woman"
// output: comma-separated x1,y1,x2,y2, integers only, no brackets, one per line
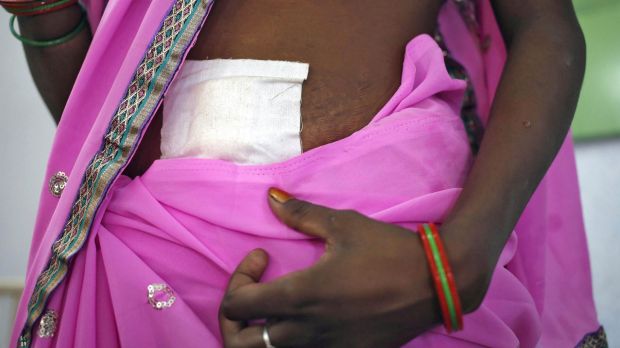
4,0,605,347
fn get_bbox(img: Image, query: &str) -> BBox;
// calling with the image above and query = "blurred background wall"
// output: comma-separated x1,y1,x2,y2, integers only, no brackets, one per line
0,1,619,347
570,0,620,344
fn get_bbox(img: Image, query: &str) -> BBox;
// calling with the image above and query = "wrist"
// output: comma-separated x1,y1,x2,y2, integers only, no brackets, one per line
439,221,495,314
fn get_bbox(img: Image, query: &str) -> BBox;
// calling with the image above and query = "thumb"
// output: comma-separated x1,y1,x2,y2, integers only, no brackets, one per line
219,249,268,339
267,187,336,240
227,249,269,293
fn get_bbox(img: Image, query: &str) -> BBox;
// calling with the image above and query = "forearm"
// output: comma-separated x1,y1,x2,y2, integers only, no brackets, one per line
443,12,586,308
16,3,92,123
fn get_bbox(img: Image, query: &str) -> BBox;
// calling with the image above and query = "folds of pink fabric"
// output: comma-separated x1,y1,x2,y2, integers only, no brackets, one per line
13,1,601,346
29,35,543,348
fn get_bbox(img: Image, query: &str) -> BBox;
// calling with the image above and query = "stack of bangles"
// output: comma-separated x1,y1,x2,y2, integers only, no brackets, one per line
418,223,464,333
1,0,87,47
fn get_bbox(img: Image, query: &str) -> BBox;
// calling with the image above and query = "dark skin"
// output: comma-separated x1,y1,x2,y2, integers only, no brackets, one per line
16,5,91,123
17,0,585,346
128,0,444,175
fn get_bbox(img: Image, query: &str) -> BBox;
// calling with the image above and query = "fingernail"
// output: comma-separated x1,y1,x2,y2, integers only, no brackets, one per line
268,187,292,204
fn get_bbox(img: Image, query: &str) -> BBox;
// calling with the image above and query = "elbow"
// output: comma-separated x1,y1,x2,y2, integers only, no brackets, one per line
556,23,587,113
510,18,587,99
533,18,587,76
561,23,586,79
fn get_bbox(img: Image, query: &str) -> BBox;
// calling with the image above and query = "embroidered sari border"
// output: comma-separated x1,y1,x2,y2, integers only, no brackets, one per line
17,0,213,346
576,326,608,348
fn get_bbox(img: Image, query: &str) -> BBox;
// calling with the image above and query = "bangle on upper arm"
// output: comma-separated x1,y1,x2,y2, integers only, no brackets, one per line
1,0,77,16
7,2,87,47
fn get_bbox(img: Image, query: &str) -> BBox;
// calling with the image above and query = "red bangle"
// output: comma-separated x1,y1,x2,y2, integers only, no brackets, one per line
1,0,76,16
429,223,463,330
418,223,464,333
1,1,50,7
1,0,63,9
418,225,453,332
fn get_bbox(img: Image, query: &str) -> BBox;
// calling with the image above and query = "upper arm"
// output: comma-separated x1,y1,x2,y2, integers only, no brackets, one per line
489,0,585,50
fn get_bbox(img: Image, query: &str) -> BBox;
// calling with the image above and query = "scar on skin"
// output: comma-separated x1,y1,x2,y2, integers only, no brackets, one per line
522,120,532,128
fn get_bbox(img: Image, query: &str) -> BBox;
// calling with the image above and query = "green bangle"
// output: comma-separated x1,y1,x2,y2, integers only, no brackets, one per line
423,224,460,331
9,4,87,47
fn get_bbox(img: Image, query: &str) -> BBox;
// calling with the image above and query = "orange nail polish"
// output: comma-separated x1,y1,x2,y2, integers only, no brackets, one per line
268,187,292,203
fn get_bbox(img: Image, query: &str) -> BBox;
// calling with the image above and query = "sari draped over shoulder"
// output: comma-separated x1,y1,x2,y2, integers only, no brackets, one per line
10,1,603,347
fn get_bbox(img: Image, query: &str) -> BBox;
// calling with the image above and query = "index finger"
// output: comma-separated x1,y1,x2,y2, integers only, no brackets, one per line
221,269,316,322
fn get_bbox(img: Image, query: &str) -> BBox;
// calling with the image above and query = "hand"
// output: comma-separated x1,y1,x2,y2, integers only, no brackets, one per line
219,188,487,348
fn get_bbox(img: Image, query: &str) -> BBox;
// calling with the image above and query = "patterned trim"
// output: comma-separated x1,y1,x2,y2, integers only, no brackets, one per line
17,0,213,346
436,0,486,154
576,327,608,348
434,28,484,154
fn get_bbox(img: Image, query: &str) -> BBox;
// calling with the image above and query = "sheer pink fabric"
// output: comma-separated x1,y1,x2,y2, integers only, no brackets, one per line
11,1,600,347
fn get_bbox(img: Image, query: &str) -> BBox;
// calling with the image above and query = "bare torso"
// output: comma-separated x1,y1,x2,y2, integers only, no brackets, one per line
125,0,443,177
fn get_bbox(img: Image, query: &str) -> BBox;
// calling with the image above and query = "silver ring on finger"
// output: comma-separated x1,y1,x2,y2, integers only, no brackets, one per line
262,324,276,348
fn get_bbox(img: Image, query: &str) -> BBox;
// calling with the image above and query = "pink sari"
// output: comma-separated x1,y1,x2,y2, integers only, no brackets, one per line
11,0,603,347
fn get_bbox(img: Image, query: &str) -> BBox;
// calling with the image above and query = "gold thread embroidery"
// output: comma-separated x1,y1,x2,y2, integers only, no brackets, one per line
576,326,608,348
